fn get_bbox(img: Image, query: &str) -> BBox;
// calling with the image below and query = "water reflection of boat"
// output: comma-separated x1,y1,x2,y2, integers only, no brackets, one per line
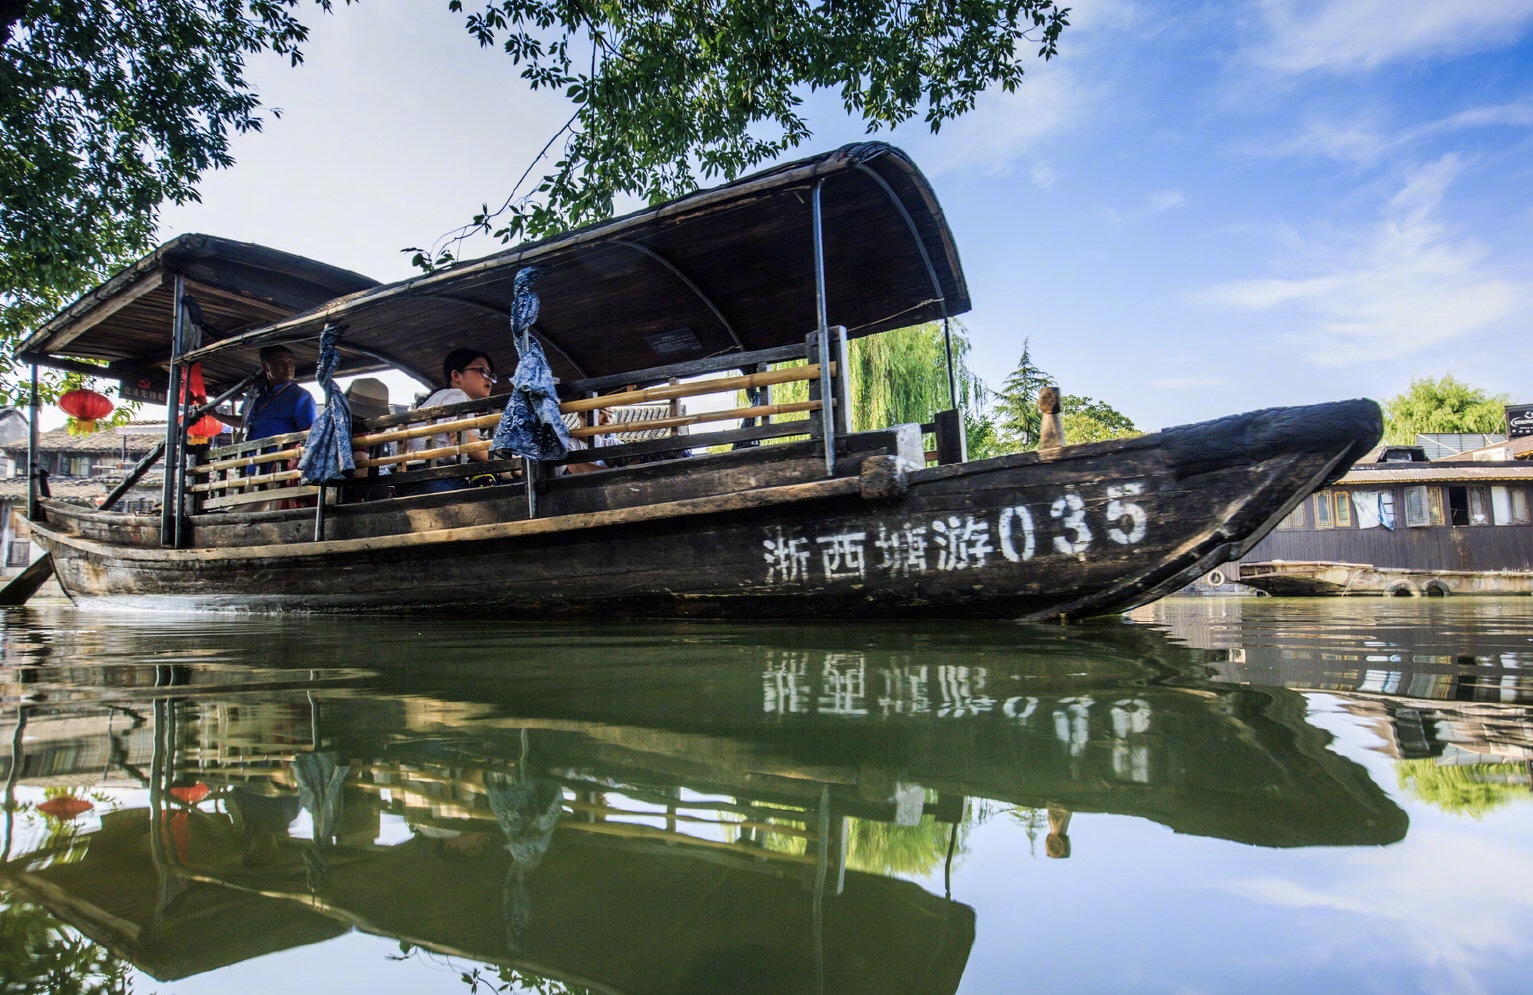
0,621,1407,989
1140,599,1533,766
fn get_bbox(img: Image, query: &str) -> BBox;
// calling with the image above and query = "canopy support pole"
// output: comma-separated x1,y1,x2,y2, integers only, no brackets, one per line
160,275,187,547
313,484,327,541
812,181,835,476
854,163,964,460
25,365,40,521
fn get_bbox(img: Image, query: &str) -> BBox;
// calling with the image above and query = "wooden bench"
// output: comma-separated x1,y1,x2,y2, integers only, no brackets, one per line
188,327,850,514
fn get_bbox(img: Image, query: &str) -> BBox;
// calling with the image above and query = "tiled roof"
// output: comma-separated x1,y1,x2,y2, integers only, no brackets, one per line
0,476,162,501
0,424,163,456
1337,463,1533,485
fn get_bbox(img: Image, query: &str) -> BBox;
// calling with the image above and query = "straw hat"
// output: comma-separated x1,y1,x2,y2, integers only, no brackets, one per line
344,378,391,420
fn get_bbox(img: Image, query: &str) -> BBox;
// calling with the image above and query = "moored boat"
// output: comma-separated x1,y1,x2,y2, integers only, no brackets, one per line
1231,442,1533,597
13,144,1382,619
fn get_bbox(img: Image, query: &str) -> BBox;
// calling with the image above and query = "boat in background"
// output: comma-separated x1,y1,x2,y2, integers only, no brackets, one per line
14,143,1381,619
1231,442,1533,597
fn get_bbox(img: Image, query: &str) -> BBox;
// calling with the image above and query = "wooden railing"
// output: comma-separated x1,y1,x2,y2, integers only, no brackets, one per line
189,327,849,512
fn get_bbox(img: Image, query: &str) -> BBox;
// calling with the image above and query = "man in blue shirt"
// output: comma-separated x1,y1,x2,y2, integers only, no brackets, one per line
241,345,316,441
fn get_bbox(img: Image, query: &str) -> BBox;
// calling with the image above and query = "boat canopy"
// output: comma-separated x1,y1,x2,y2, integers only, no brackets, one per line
18,143,970,396
15,235,380,395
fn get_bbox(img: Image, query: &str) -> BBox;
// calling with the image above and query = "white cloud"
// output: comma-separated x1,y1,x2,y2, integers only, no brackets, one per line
1248,0,1533,75
1222,828,1533,994
1245,99,1533,166
909,0,1145,177
1147,189,1187,213
1030,160,1060,189
914,67,1089,177
1194,156,1531,365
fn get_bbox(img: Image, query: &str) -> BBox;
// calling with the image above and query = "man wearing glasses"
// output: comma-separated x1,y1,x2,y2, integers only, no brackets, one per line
401,349,504,494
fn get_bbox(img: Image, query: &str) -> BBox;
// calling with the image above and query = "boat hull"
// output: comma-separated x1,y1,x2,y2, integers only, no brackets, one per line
30,399,1383,621
1238,560,1533,597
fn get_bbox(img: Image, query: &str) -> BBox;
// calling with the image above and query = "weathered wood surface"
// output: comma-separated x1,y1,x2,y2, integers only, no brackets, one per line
0,555,57,606
31,399,1383,620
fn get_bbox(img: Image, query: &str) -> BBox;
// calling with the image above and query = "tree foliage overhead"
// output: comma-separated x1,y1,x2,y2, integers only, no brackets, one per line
3,0,1069,403
1,0,346,405
425,0,1071,262
1381,374,1511,445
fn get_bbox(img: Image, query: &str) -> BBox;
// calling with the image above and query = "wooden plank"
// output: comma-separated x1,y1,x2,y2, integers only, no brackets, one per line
559,363,828,414
565,400,820,439
34,474,864,562
0,555,56,606
201,486,321,510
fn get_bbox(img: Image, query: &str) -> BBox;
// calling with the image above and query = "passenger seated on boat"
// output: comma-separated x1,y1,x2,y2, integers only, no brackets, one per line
236,344,318,510
239,345,317,442
399,349,508,495
344,377,392,475
563,406,620,474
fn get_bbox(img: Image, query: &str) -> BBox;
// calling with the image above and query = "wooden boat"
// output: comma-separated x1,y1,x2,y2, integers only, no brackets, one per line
14,143,1383,619
1228,443,1533,597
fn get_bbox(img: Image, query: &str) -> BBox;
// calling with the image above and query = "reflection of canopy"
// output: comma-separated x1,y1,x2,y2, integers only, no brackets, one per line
1,803,974,993
0,809,346,980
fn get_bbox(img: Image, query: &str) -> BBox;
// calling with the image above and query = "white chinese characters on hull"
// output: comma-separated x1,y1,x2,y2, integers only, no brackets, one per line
762,481,1151,584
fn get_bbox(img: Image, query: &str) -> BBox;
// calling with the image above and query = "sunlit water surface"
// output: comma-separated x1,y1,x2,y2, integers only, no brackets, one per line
3,595,1532,994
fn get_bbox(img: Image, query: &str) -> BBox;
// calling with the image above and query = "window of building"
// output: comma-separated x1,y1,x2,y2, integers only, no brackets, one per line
1313,491,1333,528
1276,503,1307,530
6,541,31,567
1513,487,1531,525
1447,485,1494,526
1404,485,1436,527
1333,491,1352,527
1468,486,1491,525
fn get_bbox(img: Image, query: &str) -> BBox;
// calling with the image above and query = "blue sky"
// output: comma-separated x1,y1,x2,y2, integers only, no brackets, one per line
156,0,1533,432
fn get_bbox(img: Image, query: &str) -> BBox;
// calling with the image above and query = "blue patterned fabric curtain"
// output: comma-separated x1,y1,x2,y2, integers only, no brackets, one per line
490,266,572,460
298,324,355,483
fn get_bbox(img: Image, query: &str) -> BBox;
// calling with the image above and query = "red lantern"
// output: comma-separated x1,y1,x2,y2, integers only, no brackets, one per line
186,411,226,445
58,387,114,434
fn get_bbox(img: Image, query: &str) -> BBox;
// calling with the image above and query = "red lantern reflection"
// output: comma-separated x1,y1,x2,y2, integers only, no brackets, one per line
37,796,94,820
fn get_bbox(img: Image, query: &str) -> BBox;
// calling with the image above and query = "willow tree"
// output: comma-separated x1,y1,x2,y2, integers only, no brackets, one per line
1382,375,1511,445
756,321,999,457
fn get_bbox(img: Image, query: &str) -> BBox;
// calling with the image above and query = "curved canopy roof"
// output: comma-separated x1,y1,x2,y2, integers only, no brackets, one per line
16,235,380,393
20,144,969,396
